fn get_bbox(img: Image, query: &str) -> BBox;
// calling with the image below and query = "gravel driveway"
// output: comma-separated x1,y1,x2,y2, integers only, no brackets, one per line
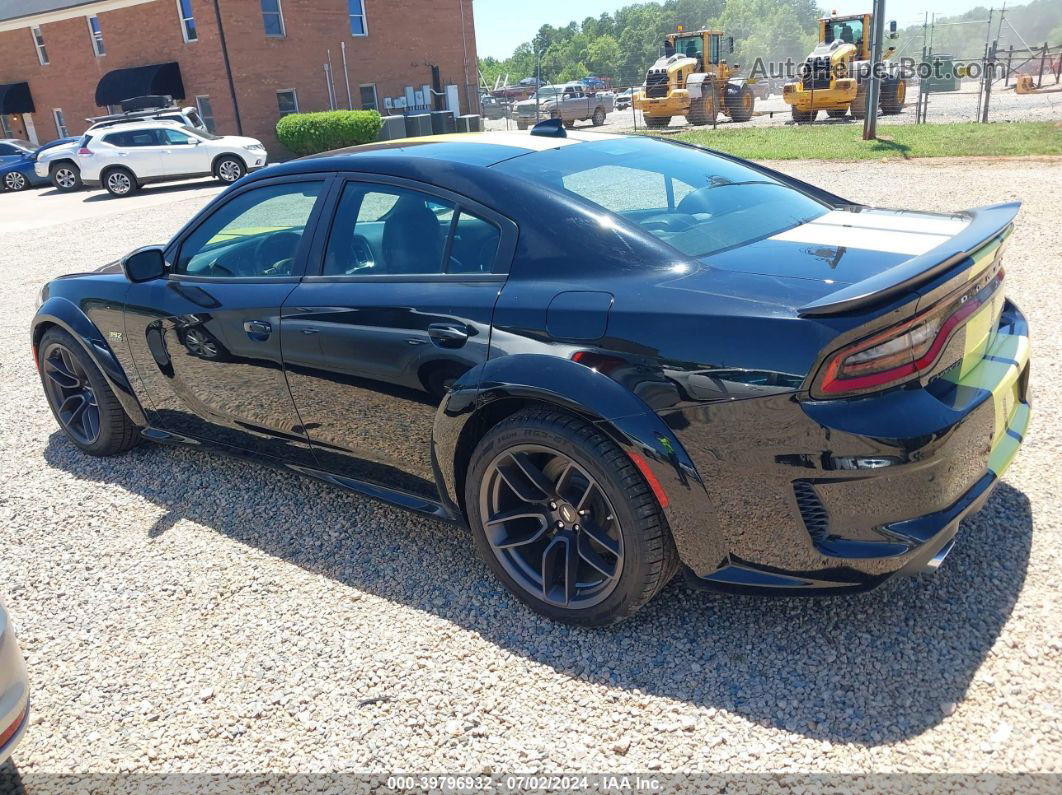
0,157,1059,785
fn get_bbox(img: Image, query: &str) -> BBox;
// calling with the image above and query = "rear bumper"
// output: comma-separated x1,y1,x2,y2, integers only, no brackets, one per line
682,299,1030,593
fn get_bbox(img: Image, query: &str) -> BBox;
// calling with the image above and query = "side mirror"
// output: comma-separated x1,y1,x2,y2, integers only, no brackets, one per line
122,246,166,283
728,36,734,54
185,137,199,145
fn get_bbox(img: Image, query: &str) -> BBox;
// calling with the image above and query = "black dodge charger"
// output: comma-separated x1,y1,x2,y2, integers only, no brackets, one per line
31,126,1030,625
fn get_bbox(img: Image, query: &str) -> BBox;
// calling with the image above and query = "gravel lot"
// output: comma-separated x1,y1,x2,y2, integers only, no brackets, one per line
1,156,1060,785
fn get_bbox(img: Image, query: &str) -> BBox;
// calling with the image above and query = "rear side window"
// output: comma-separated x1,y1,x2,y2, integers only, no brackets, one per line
322,183,500,276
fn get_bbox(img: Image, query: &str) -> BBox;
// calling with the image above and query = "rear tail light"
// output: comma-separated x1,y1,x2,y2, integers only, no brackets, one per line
78,147,93,155
815,266,1004,398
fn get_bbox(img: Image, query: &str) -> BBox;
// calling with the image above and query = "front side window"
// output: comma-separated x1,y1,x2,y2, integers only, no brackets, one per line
176,0,197,42
196,96,217,133
496,137,828,259
276,89,298,116
87,15,105,56
348,0,367,36
32,26,48,65
177,182,323,278
52,109,68,137
261,0,285,37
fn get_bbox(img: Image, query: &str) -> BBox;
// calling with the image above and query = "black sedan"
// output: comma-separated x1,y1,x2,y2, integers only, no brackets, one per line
31,125,1030,625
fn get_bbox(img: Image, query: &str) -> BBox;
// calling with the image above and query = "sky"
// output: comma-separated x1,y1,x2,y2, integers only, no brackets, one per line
473,0,994,59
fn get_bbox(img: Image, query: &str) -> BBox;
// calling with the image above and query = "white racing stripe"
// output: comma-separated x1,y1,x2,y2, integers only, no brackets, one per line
770,209,969,255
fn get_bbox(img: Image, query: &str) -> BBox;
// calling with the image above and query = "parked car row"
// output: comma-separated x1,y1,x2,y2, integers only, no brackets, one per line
3,101,268,198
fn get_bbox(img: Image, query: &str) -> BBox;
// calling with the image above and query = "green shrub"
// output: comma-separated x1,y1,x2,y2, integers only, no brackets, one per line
275,110,383,156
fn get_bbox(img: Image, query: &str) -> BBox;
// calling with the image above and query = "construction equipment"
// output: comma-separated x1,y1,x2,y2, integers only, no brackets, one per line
634,29,755,128
783,12,905,121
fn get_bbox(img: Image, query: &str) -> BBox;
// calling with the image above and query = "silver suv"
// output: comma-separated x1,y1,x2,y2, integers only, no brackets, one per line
35,105,207,192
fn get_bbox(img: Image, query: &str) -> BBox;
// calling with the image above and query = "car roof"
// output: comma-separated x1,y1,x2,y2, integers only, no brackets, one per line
91,119,187,133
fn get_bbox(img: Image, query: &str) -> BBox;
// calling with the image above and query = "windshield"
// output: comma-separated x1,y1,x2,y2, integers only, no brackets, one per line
182,125,220,141
7,139,33,152
532,86,562,99
494,138,829,258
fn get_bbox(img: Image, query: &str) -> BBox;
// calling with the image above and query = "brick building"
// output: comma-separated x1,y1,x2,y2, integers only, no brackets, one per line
0,0,478,154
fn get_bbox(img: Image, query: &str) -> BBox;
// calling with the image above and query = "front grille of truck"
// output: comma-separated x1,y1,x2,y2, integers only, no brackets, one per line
645,71,669,98
801,58,833,90
793,480,830,542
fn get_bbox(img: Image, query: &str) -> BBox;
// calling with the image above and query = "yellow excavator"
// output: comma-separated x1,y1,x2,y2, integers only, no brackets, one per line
634,28,755,128
783,12,905,121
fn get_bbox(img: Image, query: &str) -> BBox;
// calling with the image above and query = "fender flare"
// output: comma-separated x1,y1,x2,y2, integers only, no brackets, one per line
32,296,148,427
433,354,729,574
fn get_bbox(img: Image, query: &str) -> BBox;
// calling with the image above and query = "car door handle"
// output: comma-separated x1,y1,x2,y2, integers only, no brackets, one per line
244,320,271,340
428,323,470,347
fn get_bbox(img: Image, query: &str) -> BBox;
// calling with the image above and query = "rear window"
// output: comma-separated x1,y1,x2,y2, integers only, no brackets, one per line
494,137,829,258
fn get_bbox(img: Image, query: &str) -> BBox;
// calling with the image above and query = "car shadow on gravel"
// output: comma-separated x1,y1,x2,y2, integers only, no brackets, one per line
44,433,1033,747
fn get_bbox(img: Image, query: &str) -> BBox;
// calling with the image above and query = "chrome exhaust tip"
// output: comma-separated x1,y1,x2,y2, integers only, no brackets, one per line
923,539,956,573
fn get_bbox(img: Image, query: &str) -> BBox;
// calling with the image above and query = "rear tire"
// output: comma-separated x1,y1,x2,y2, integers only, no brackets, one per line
465,408,679,627
791,107,818,123
50,162,82,192
725,84,755,123
38,328,141,456
826,108,848,119
687,89,718,126
643,115,671,129
880,78,906,115
103,167,139,197
591,106,606,126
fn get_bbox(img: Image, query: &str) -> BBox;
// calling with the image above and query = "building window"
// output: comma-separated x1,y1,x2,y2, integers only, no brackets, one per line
0,116,11,137
276,89,299,116
348,0,367,36
359,83,378,111
31,26,49,65
176,0,197,42
53,109,68,137
87,15,105,56
261,0,285,37
107,105,122,114
196,96,216,132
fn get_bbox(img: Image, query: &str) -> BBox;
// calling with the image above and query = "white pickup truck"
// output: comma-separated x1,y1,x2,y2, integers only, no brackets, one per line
515,84,614,130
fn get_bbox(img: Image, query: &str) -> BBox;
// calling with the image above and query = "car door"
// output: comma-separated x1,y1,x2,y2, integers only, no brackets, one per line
281,176,517,500
101,128,166,179
123,175,332,465
157,127,209,176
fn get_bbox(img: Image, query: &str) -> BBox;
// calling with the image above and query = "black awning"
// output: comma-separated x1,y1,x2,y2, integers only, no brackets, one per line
0,82,34,114
95,62,185,106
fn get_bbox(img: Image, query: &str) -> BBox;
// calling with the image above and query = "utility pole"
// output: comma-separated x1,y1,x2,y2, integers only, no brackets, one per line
862,0,886,140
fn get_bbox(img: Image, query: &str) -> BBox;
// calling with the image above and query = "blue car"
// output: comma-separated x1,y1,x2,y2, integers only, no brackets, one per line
0,137,77,192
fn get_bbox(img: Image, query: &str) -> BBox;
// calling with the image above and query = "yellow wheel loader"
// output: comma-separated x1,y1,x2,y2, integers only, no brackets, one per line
634,29,755,128
783,12,905,122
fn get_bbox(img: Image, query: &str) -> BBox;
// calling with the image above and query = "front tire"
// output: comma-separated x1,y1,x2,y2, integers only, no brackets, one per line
38,328,140,456
643,115,671,129
215,156,246,185
465,408,678,626
103,167,139,197
725,84,755,123
4,171,28,191
791,107,818,123
591,106,606,126
50,162,82,192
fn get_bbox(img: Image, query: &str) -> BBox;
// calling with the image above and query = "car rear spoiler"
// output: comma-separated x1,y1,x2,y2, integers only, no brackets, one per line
797,201,1021,317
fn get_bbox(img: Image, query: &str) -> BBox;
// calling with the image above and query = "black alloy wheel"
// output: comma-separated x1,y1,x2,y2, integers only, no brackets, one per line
466,408,678,626
480,444,624,609
38,328,141,455
41,342,101,446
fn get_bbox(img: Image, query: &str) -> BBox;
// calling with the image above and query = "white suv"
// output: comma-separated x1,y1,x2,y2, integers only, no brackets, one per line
34,105,208,192
76,121,268,197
